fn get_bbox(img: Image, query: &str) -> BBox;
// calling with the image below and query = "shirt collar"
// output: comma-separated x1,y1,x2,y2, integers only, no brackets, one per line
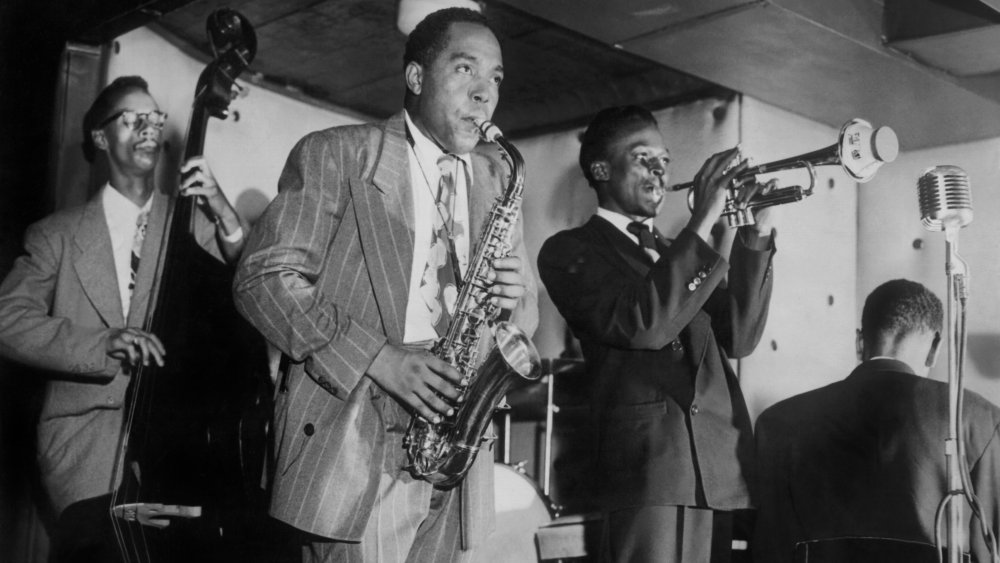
102,182,151,225
403,110,473,177
597,207,653,238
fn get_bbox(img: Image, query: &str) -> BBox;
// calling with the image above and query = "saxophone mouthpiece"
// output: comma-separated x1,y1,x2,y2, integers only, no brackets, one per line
477,120,503,143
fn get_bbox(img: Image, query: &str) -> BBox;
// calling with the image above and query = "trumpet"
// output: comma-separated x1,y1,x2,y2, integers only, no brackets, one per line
670,118,899,227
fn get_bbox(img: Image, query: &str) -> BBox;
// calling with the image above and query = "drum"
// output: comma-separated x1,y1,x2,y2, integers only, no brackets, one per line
475,463,553,563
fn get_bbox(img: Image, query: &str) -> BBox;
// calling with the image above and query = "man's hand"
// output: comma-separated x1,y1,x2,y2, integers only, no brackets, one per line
687,146,748,242
365,344,464,423
180,157,236,223
736,178,781,236
488,255,526,311
107,328,166,368
180,156,245,261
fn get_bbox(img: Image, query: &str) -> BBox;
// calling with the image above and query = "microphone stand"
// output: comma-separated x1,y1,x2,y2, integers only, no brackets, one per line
944,226,970,563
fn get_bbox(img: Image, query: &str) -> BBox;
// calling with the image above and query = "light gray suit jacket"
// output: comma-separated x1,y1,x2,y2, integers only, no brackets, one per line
233,112,539,547
0,190,222,514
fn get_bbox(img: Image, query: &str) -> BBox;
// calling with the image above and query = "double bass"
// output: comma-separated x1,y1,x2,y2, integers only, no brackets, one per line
108,10,272,562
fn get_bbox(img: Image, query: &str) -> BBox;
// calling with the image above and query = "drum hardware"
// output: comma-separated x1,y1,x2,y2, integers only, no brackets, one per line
479,462,554,563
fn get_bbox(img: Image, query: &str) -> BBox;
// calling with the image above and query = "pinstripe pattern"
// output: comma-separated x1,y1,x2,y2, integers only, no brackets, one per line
233,112,538,552
301,398,471,563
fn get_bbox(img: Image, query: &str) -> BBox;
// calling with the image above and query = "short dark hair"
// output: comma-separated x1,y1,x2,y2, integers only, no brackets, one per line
579,105,659,187
861,279,943,351
82,75,151,163
403,7,494,69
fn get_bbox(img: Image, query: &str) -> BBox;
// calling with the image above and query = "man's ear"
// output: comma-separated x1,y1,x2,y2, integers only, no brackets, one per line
590,161,609,182
91,130,108,152
856,328,864,363
404,61,423,96
926,330,942,368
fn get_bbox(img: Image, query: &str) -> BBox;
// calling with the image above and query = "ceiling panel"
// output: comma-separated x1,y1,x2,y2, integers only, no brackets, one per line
620,2,1000,150
155,0,728,137
496,0,753,45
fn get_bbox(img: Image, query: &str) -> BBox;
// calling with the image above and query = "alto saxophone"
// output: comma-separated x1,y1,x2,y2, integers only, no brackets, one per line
403,120,541,488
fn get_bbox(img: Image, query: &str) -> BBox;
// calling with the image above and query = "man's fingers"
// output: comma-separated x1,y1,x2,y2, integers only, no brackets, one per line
416,386,456,419
427,357,463,385
491,255,522,272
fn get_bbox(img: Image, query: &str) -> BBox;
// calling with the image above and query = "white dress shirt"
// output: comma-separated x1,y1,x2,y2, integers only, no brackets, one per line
101,183,152,319
402,110,472,343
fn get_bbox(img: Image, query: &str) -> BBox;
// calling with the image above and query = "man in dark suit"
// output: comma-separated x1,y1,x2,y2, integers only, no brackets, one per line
233,8,537,563
537,105,777,562
0,75,246,561
754,279,1000,563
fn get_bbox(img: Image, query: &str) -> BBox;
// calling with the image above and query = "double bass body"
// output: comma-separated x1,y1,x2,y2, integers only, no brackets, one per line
109,10,273,563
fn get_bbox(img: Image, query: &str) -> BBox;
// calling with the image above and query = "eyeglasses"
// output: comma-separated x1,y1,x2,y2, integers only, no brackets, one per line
97,110,168,130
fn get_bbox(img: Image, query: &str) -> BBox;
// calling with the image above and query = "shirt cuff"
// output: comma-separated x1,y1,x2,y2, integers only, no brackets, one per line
220,225,244,244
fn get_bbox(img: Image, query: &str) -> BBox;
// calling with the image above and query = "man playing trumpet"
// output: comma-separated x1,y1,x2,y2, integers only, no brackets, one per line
537,105,779,562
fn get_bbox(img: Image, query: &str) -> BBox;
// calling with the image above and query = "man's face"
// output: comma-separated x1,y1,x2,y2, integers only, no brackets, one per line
407,21,503,155
93,90,164,177
597,125,671,220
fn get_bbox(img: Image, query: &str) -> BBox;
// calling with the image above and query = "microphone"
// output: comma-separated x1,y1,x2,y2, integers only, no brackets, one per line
918,165,973,231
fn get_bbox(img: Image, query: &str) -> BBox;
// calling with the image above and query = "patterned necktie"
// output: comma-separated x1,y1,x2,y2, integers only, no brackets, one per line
128,209,149,299
419,154,463,337
626,221,659,260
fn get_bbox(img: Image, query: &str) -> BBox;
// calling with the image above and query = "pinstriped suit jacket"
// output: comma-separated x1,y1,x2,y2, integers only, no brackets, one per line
233,112,538,546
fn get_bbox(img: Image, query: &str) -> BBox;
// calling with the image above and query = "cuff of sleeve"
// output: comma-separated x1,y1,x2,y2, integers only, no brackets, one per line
220,225,244,244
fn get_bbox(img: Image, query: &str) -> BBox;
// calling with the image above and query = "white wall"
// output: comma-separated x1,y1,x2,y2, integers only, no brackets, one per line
107,27,365,224
860,137,1000,407
738,97,859,421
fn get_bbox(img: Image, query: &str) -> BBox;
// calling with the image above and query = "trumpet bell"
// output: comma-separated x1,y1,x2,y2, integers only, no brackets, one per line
839,118,898,182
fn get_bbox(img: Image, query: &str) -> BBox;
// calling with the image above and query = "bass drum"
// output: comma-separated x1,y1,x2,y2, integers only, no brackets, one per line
475,463,553,562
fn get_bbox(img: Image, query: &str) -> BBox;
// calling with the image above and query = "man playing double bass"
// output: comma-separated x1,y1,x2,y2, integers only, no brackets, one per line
0,75,247,562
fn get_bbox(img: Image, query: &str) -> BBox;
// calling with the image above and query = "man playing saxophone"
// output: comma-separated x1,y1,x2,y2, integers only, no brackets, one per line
537,105,778,562
233,7,537,563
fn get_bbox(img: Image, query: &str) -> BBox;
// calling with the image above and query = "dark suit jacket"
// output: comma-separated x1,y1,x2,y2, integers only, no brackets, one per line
0,190,222,514
537,215,774,511
232,112,538,546
754,359,1000,563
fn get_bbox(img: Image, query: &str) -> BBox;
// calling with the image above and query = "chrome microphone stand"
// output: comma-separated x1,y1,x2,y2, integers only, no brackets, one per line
943,226,970,563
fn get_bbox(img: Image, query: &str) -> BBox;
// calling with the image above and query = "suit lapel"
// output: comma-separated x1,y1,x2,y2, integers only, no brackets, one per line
350,113,415,343
588,215,652,275
74,197,125,327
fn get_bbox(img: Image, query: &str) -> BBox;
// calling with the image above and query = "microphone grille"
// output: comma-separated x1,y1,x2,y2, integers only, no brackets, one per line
918,165,972,231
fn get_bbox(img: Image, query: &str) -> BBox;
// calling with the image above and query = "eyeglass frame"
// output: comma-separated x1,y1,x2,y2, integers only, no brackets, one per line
96,109,169,131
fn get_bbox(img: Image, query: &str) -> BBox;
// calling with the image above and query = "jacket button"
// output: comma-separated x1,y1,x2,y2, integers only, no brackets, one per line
670,340,683,352
698,270,708,279
690,404,699,416
687,282,697,291
303,423,315,436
